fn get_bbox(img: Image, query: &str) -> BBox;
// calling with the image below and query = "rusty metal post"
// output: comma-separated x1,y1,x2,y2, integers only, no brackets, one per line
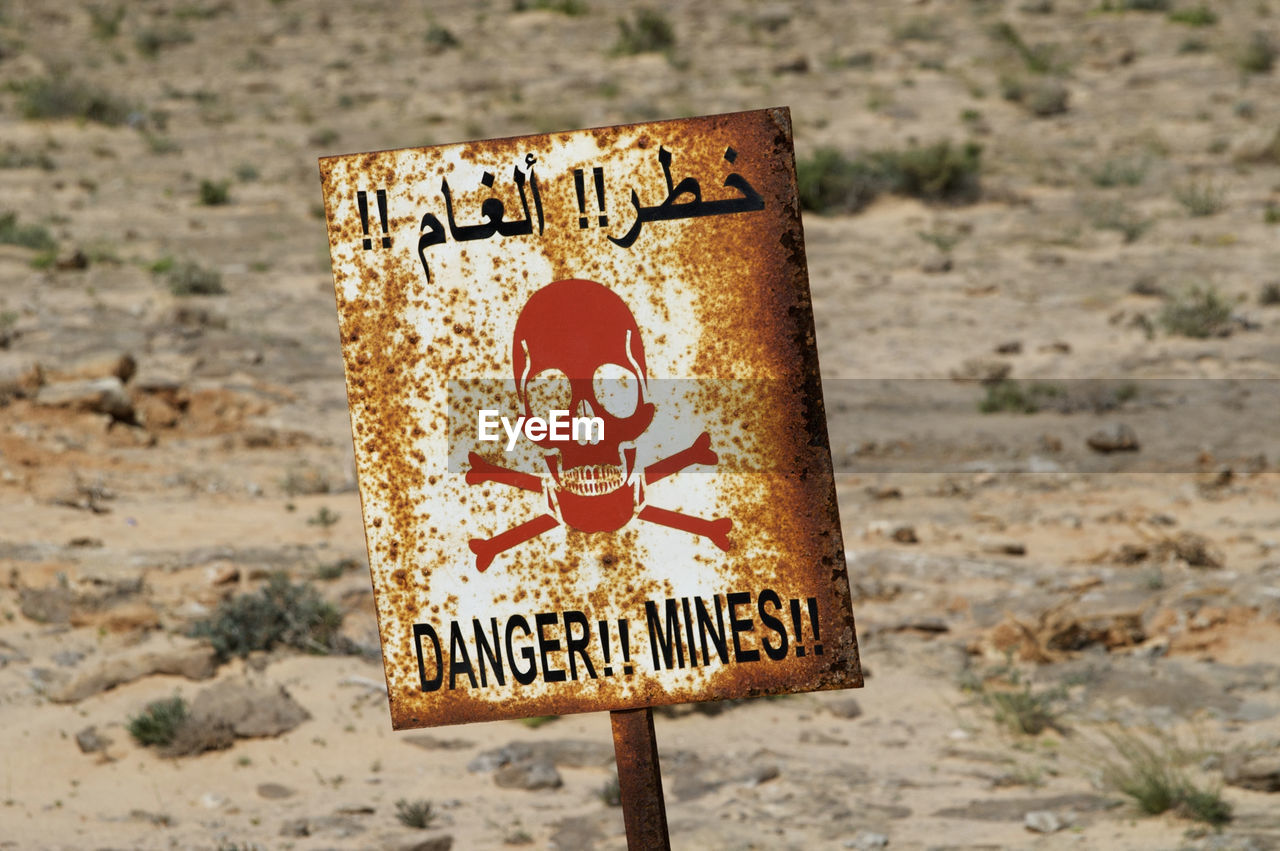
610,707,671,850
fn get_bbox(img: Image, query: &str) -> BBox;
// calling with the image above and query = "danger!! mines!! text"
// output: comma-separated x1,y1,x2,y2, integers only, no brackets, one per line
477,409,604,452
411,589,823,693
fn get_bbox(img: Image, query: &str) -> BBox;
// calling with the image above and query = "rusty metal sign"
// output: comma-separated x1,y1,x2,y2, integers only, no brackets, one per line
320,108,861,729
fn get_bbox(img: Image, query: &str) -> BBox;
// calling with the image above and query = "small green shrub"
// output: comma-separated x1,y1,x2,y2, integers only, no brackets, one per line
162,260,225,296
1103,733,1181,813
135,25,194,58
1267,203,1280,225
128,697,188,747
313,557,358,581
796,148,887,214
1178,36,1209,54
1168,4,1217,25
1173,180,1223,216
0,212,56,251
1238,33,1276,73
1019,381,1141,413
979,380,1064,414
989,22,1059,73
394,799,437,829
1260,282,1280,305
189,573,344,662
1088,156,1148,187
840,51,876,70
1002,74,1069,116
798,141,982,214
308,128,339,147
894,16,942,42
18,76,133,126
280,467,331,496
1101,0,1170,10
1159,285,1233,337
520,714,559,728
514,0,587,13
613,9,675,55
979,381,1030,415
1180,786,1233,825
1088,201,1151,243
149,255,176,275
307,506,340,528
961,668,1065,734
1097,729,1231,825
198,179,231,206
985,683,1064,735
88,4,126,39
145,133,182,155
1024,79,1070,116
890,141,984,201
599,776,622,807
917,227,965,253
175,2,229,20
424,23,459,52
0,148,56,171
234,162,259,182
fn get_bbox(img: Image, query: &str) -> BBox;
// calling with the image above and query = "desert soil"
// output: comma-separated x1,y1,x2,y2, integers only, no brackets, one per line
1,1,1280,849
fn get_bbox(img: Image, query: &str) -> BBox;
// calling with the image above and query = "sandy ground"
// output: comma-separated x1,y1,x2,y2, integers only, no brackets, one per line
1,0,1280,848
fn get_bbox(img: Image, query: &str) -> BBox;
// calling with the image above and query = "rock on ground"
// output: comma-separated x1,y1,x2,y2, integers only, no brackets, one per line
43,635,217,703
1224,748,1280,793
35,376,135,421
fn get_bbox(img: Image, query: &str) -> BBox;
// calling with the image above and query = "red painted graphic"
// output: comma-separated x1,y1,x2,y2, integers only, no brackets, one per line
466,279,732,571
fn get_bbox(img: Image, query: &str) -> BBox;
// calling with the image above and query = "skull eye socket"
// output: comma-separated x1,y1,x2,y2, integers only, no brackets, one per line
525,369,572,417
593,363,639,419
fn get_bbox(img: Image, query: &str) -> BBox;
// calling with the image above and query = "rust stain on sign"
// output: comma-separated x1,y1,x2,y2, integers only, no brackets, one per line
320,108,861,729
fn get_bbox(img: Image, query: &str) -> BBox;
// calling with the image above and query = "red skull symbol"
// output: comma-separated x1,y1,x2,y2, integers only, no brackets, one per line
466,279,732,571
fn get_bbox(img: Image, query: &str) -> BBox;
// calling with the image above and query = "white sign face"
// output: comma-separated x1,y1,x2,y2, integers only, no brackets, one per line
321,108,861,729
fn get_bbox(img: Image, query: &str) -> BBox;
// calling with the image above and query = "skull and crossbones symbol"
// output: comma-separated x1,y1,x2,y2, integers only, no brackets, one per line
466,278,733,571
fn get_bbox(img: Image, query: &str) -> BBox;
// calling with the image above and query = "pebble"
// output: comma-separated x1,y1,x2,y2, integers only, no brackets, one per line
826,697,864,719
736,764,779,787
1024,810,1065,833
34,376,135,421
184,680,311,739
400,836,455,851
47,350,135,383
980,537,1027,556
1086,423,1139,453
75,726,109,754
921,253,952,274
199,792,228,809
892,525,918,544
257,782,295,799
494,758,562,790
209,565,240,585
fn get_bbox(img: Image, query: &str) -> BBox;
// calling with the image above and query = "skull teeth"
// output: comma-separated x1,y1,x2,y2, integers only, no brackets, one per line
560,464,625,497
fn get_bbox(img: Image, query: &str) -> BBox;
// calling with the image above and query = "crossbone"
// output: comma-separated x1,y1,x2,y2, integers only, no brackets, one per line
465,431,732,571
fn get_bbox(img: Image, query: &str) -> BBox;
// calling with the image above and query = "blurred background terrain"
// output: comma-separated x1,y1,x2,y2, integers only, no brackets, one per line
1,0,1279,848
